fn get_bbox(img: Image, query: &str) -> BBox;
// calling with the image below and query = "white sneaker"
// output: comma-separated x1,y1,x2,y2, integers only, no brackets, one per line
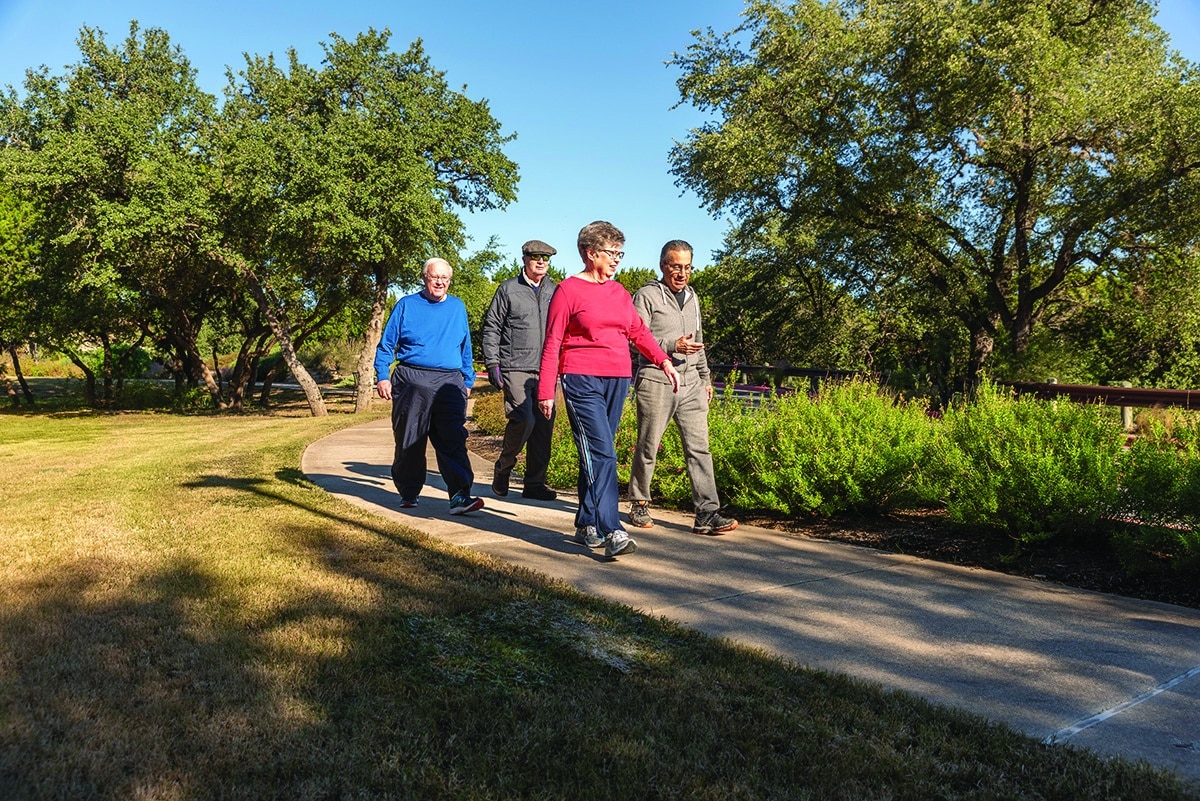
605,529,637,557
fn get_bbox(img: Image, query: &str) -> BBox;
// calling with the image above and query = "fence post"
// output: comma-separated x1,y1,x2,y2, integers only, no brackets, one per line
1120,381,1134,431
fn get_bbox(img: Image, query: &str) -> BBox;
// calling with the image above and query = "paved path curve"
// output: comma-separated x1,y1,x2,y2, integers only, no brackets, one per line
303,417,1200,785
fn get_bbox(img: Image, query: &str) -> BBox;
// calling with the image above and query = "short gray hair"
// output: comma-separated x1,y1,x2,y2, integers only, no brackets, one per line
576,221,624,259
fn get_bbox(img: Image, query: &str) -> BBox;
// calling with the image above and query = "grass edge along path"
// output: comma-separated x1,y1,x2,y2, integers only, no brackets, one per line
0,411,1196,800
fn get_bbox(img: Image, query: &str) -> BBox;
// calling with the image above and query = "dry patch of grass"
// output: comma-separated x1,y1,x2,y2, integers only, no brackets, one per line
1,411,1196,800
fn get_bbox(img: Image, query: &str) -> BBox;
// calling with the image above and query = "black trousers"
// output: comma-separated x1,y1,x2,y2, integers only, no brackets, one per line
390,364,473,500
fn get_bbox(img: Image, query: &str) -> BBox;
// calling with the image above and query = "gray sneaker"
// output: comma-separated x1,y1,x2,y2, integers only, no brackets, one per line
628,501,654,529
575,525,604,549
605,529,637,557
693,511,738,535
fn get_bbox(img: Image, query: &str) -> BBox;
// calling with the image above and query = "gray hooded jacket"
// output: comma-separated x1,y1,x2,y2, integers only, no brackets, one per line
632,279,710,386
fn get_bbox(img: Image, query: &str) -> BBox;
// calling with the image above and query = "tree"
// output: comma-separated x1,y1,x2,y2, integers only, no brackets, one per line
686,220,879,371
0,185,39,406
214,30,518,416
670,0,1200,385
0,22,223,406
615,267,657,296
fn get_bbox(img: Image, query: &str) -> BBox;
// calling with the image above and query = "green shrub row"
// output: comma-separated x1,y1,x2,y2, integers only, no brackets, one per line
474,379,1200,572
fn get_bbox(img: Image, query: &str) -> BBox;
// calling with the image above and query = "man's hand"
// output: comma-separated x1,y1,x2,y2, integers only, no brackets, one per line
538,398,554,419
706,384,714,402
377,379,392,401
675,333,704,355
487,365,504,389
661,360,681,393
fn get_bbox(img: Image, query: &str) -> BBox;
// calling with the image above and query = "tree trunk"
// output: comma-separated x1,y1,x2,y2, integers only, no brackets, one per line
8,344,34,406
967,327,995,392
1,359,17,407
217,249,327,416
64,348,97,406
354,265,389,413
278,332,327,416
168,331,228,410
258,361,279,408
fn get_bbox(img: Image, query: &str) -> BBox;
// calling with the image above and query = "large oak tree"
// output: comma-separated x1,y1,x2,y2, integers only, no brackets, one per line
671,0,1200,383
0,22,224,406
214,30,518,415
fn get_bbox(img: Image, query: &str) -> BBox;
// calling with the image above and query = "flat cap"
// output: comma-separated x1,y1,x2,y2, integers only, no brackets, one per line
521,239,557,257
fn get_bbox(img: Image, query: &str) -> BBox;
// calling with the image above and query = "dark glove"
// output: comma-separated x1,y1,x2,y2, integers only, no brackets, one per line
487,365,504,389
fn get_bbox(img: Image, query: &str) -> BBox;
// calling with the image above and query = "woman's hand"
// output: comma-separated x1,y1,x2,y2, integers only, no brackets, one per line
660,360,681,393
539,398,555,419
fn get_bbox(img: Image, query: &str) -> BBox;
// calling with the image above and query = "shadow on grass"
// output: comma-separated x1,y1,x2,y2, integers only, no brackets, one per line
5,469,1197,798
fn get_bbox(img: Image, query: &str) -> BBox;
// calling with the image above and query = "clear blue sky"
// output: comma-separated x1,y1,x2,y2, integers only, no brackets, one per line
2,0,1198,272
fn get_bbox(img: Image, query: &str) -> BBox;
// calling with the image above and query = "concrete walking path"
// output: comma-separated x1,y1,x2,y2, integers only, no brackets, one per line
302,417,1200,785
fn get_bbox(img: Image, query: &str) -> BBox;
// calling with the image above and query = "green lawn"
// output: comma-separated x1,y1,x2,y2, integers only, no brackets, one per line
1,408,1196,800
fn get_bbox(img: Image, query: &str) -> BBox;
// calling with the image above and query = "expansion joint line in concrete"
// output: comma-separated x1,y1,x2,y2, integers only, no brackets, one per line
1044,663,1200,745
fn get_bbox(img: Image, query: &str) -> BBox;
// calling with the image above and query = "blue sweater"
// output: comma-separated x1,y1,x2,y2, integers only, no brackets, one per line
374,291,475,387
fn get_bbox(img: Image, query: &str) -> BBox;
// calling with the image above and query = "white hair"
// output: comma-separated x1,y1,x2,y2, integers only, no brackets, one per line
422,258,453,278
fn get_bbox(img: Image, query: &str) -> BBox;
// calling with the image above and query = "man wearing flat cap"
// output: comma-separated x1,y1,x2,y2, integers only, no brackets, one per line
481,239,560,500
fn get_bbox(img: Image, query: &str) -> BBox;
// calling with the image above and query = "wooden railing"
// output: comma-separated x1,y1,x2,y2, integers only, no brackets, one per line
997,381,1200,409
708,364,863,394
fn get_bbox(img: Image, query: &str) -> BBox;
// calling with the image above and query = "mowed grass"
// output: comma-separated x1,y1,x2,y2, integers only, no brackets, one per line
0,410,1196,800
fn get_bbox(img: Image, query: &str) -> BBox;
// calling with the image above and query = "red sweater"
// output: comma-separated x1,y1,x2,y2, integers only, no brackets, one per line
537,276,669,401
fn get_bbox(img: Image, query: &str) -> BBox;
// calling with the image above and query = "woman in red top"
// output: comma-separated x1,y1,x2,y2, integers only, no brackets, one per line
538,221,680,558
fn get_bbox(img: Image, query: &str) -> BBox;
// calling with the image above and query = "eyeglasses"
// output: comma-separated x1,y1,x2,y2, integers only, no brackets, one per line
664,264,693,274
426,275,452,285
595,248,625,261
526,254,552,263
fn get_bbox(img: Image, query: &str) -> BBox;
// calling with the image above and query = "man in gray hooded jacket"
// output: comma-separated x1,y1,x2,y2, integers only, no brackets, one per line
628,240,737,535
481,239,559,500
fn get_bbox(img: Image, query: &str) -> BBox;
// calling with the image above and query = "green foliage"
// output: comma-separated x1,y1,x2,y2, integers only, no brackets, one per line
0,22,221,406
543,379,939,517
0,186,40,348
614,267,657,296
687,225,883,371
545,402,582,491
670,0,1200,386
1003,249,1200,388
469,388,508,436
1114,414,1200,572
8,351,81,378
937,383,1125,545
299,339,362,384
78,345,152,381
704,379,941,516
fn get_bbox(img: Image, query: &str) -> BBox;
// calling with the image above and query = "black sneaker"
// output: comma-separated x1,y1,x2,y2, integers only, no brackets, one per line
693,511,738,535
521,485,557,501
491,471,510,497
449,493,485,515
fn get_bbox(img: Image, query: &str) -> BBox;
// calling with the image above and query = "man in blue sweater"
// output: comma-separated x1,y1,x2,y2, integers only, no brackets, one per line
374,258,484,515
